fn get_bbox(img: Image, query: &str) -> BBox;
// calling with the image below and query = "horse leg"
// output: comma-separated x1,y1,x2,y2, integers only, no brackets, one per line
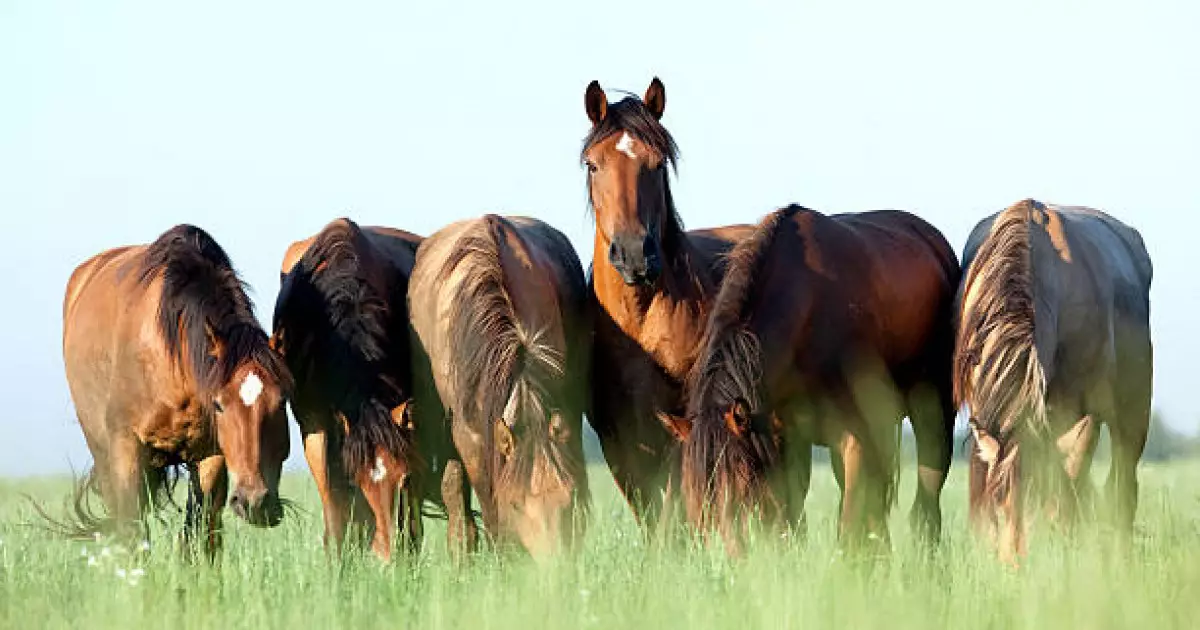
399,486,424,556
1053,413,1099,530
1107,328,1152,545
834,428,891,552
441,458,477,563
907,382,953,546
301,421,352,555
774,421,812,542
105,434,148,544
184,455,228,562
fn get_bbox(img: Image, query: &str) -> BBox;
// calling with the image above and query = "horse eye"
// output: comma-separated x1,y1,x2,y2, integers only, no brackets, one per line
213,401,224,414
586,162,597,174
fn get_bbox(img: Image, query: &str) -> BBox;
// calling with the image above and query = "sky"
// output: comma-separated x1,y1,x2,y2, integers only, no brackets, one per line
1,0,1196,476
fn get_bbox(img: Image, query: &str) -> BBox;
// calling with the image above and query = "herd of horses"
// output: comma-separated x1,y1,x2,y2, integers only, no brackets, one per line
56,78,1154,566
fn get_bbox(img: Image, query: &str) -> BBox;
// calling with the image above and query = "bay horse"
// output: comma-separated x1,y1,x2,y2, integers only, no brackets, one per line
581,77,754,529
61,224,293,556
407,214,590,560
679,205,960,554
271,218,422,561
954,199,1153,564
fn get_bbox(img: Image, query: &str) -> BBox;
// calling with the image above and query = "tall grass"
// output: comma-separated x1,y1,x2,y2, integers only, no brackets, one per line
2,457,1198,629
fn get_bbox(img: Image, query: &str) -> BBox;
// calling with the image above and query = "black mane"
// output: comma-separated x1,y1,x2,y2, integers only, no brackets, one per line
271,218,411,476
137,224,289,400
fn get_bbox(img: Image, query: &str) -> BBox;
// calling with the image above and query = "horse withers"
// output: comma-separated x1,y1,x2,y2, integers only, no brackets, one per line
408,215,591,560
272,218,422,561
955,199,1153,564
581,77,754,530
678,205,960,555
61,224,293,557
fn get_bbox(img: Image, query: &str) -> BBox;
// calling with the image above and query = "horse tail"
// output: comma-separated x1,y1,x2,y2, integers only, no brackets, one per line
954,199,1049,493
26,467,115,541
138,224,268,399
276,218,412,483
681,205,801,527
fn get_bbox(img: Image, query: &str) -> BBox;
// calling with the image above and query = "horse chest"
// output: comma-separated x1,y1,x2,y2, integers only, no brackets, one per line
138,405,216,464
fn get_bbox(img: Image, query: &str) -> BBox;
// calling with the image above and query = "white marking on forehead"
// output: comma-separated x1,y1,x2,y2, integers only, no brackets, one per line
239,372,264,407
615,132,637,159
370,456,387,483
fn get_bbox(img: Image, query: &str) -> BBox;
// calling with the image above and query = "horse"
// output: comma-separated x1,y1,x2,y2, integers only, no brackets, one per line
407,214,590,560
271,218,422,561
954,199,1153,564
678,205,960,554
581,77,755,530
61,224,293,557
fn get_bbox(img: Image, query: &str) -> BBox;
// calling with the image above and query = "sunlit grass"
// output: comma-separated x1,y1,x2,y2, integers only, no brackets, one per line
2,457,1198,629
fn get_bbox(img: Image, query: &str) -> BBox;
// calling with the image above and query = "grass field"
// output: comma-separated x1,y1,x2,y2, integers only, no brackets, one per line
2,456,1199,629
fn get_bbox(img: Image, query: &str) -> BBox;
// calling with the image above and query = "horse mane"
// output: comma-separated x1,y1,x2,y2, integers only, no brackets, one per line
953,199,1049,499
581,94,688,254
271,218,411,478
681,206,803,522
435,215,568,522
137,224,291,402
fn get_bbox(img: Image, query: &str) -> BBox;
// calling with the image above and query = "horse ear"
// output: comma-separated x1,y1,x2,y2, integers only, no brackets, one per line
644,77,666,120
390,401,413,431
494,420,515,458
336,412,350,437
970,421,1001,466
723,400,751,437
656,412,691,442
585,80,608,125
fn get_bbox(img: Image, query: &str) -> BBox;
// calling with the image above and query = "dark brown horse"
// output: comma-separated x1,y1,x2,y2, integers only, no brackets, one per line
61,224,293,556
271,218,422,561
954,199,1153,564
581,77,754,528
679,205,960,554
408,215,590,560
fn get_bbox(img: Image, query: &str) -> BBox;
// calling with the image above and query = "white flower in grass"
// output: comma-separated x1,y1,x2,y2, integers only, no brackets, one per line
80,547,89,557
87,556,98,567
139,540,151,552
100,547,112,558
115,568,127,579
130,568,145,579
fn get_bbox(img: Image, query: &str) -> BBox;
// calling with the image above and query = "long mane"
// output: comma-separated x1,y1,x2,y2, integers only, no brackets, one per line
271,218,411,478
953,199,1049,498
435,215,569,523
681,206,802,523
137,224,290,402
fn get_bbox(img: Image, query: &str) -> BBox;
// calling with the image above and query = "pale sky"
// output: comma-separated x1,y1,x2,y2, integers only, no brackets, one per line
1,1,1196,476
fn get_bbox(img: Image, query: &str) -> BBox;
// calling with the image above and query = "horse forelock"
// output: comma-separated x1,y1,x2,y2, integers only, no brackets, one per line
138,224,290,401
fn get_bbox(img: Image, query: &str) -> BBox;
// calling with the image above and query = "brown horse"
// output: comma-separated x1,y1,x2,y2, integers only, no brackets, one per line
678,205,960,554
954,199,1153,564
61,224,293,556
581,77,754,528
271,218,422,561
407,215,590,560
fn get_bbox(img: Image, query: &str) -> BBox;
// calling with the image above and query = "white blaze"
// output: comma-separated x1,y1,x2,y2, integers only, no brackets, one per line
615,132,637,159
370,456,387,483
239,372,264,406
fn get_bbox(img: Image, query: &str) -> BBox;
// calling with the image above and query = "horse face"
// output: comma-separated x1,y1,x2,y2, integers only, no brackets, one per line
583,79,669,287
491,410,587,560
214,367,290,527
682,401,779,554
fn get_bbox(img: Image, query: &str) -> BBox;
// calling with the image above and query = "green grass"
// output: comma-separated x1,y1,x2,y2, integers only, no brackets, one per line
2,457,1199,629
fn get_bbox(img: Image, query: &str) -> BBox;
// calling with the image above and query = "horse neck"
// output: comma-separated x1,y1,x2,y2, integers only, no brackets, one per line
591,228,714,337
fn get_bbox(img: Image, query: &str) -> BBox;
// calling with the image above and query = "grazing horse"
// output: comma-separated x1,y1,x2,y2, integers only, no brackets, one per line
408,215,590,560
954,199,1153,563
581,77,754,528
61,224,293,556
679,205,960,554
271,218,422,561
